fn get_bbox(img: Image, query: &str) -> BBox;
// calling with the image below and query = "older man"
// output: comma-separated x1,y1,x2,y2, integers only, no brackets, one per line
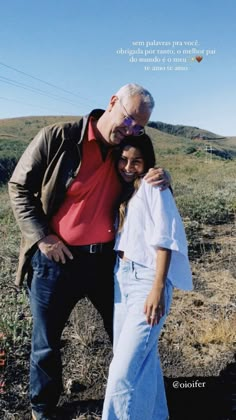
8,83,169,420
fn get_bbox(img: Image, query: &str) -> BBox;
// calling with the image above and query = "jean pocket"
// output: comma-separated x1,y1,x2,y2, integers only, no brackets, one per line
134,265,155,282
31,249,60,273
30,248,40,268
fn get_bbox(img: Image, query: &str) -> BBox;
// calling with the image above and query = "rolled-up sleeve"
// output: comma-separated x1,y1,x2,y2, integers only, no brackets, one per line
145,186,192,290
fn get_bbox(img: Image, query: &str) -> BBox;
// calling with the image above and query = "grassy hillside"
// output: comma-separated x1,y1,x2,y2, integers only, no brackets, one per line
0,116,80,157
148,120,236,159
148,120,229,139
0,115,79,139
0,116,81,184
0,115,235,181
0,115,235,223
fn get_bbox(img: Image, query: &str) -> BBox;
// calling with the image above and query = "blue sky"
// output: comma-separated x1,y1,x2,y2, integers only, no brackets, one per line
0,0,235,136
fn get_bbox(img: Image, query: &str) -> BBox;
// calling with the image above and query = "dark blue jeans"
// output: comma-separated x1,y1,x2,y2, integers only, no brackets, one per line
28,248,115,413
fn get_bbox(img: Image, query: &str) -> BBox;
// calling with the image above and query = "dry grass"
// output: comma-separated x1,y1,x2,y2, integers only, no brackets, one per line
159,222,236,379
197,317,236,345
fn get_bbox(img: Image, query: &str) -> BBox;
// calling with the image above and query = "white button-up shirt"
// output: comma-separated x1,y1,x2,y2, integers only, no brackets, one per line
115,179,193,291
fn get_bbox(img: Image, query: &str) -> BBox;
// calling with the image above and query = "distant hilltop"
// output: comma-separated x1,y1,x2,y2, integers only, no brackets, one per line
0,115,231,141
0,115,235,185
147,121,226,140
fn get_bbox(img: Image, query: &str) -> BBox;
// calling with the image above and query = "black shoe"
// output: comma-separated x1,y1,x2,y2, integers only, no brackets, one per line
32,409,57,420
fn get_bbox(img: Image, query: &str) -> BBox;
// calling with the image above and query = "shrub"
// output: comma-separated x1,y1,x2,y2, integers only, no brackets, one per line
184,146,197,154
176,192,235,225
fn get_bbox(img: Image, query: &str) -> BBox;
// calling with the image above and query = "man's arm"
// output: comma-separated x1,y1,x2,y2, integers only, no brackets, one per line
8,127,50,244
144,167,172,191
9,127,74,263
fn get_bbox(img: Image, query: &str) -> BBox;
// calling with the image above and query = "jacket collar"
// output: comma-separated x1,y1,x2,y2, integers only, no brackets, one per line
78,109,105,144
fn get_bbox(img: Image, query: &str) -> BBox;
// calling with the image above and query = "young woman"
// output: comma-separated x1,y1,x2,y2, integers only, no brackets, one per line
102,135,193,420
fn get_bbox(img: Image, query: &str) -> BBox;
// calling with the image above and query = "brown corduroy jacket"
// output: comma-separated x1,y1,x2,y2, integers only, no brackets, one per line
8,109,104,286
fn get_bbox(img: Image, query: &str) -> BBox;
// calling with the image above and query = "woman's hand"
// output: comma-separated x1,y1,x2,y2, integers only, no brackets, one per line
144,248,171,326
144,286,165,326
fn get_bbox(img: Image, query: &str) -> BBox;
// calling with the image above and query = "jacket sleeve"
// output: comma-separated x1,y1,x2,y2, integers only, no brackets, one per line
8,127,51,245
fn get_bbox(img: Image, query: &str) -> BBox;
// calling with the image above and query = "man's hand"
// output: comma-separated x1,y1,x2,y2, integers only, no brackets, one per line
37,234,73,264
144,167,171,190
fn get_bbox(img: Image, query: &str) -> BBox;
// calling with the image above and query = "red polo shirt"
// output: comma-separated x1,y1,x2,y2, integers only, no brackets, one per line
50,119,122,245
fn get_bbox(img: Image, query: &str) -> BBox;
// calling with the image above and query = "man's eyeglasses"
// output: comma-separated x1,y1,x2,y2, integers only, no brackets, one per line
118,99,145,136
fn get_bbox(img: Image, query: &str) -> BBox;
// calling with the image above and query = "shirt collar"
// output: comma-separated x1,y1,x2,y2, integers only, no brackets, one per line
87,116,112,159
87,117,97,142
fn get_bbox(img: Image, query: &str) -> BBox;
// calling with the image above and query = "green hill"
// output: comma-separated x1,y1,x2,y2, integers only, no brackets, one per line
0,115,235,185
147,120,225,140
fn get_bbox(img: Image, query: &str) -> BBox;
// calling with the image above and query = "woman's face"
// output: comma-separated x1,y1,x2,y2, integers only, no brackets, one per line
118,145,145,183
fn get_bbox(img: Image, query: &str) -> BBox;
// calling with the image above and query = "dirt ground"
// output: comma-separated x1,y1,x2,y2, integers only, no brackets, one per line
1,222,236,419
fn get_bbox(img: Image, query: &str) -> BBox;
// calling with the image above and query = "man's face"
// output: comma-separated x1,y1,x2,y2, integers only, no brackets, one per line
101,95,151,146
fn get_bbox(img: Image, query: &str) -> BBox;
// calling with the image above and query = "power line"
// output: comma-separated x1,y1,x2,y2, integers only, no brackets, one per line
0,61,94,105
0,75,84,109
0,95,61,112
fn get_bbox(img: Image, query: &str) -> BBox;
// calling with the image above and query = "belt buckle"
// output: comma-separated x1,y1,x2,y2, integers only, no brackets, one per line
89,244,98,254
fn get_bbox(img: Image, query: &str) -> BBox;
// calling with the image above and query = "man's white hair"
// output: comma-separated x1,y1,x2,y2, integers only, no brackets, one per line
115,83,155,111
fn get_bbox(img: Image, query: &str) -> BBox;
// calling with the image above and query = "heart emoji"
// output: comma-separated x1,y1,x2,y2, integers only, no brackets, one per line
195,56,203,63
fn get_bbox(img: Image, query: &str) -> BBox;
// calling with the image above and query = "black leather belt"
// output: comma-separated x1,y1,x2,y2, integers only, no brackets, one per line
69,241,114,254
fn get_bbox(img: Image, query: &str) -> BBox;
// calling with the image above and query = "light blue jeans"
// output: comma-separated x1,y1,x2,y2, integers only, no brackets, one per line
102,257,173,420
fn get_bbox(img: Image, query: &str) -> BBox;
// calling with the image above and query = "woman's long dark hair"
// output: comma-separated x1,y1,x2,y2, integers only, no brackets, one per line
114,134,156,231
